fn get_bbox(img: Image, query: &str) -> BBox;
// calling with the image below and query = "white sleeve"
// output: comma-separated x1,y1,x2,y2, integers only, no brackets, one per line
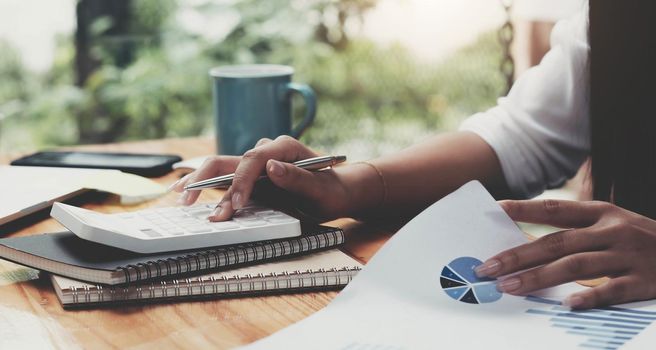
459,7,590,198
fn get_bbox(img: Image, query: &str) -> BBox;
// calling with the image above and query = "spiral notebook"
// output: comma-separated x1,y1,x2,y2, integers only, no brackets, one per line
51,249,362,308
0,225,344,285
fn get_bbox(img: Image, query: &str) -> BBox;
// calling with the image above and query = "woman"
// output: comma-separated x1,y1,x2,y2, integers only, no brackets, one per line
172,1,656,309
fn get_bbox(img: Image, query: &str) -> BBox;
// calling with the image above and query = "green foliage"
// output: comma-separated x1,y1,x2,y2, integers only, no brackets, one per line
130,0,176,34
0,40,33,106
0,40,79,150
0,0,504,159
88,48,214,140
291,32,504,156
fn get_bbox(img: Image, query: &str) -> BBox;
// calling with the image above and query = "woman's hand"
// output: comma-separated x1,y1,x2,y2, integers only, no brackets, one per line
475,199,656,309
170,136,377,222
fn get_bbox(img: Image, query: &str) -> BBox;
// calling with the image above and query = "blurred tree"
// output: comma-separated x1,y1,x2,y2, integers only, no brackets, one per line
74,0,175,143
75,0,131,87
294,31,504,155
313,0,377,50
71,0,379,144
1,0,504,160
202,0,377,63
0,40,32,106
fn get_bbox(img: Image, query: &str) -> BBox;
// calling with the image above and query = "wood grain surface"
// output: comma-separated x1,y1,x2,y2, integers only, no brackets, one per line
0,137,392,349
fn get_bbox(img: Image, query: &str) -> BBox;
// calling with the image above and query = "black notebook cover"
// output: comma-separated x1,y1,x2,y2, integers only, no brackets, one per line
0,224,344,285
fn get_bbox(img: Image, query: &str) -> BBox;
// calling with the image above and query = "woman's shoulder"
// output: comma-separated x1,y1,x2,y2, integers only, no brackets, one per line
550,1,589,50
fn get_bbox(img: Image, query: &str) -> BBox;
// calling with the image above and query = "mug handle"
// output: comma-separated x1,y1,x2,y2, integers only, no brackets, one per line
286,83,317,139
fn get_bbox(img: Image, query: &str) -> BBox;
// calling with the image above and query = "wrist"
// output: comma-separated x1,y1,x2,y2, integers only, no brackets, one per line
335,161,386,218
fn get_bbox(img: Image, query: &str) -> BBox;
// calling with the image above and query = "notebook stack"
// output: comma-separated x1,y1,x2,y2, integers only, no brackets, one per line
0,224,362,308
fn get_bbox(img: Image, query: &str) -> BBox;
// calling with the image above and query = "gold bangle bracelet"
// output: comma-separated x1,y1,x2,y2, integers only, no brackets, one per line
359,161,388,210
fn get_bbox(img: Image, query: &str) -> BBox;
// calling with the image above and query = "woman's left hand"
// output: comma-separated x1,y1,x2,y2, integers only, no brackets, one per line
474,199,656,309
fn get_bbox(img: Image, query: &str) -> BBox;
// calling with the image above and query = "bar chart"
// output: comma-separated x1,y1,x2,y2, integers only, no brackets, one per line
525,295,656,349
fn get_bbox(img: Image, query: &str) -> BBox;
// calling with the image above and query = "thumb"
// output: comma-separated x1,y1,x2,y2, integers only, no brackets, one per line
265,159,322,199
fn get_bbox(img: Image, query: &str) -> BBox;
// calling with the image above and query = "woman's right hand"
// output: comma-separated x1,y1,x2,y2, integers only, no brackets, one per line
170,136,371,222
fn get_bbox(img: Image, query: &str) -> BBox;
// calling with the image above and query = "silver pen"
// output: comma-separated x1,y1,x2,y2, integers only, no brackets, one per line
183,155,347,190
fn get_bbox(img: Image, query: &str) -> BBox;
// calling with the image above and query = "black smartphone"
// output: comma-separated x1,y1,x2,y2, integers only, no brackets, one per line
11,151,183,177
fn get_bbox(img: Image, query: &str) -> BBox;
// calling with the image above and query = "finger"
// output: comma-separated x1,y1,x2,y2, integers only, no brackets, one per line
563,276,646,309
178,190,203,206
266,160,323,199
208,188,234,222
475,228,609,278
230,135,316,210
171,155,240,193
173,156,240,205
168,173,193,192
254,138,273,148
496,252,626,295
499,199,610,228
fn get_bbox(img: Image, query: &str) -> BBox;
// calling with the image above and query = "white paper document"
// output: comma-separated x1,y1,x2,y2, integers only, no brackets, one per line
242,181,656,350
0,166,166,224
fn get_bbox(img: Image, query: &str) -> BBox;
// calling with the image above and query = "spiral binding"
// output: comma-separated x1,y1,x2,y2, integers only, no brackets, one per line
116,228,344,284
66,266,361,304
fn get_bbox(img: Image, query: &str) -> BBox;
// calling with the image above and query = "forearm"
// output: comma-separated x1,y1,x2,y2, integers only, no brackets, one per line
338,131,510,218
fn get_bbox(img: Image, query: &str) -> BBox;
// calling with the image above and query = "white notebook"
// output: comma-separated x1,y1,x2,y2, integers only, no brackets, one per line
51,249,362,308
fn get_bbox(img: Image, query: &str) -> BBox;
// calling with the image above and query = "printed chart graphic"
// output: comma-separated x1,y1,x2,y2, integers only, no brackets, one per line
440,257,502,304
526,295,656,349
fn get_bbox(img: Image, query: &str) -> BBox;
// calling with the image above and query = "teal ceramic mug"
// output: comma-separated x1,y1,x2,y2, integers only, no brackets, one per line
210,64,317,155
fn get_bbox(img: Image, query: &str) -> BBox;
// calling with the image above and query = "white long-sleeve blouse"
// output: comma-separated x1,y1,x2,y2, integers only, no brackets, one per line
460,7,590,198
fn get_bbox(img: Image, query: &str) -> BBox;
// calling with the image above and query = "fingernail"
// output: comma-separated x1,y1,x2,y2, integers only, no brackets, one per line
475,259,501,277
269,160,285,177
563,295,584,308
232,192,242,210
177,191,191,205
167,179,181,192
497,277,521,293
208,205,223,221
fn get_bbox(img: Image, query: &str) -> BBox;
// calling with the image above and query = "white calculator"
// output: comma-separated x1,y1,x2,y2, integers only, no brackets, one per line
50,202,302,254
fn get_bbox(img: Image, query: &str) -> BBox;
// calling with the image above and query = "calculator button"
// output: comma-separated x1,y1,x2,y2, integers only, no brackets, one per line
181,206,203,212
253,209,276,214
255,212,282,218
167,212,189,217
188,209,213,217
157,224,177,230
175,219,199,225
140,229,162,237
234,217,261,223
134,221,155,230
236,220,267,227
208,222,240,230
187,226,213,233
232,212,253,219
266,217,297,224
263,214,286,219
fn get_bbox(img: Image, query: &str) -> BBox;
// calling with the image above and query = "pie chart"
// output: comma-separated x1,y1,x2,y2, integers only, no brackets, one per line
440,256,502,304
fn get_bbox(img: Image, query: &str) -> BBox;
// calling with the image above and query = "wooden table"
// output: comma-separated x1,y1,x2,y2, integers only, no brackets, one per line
0,137,396,349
